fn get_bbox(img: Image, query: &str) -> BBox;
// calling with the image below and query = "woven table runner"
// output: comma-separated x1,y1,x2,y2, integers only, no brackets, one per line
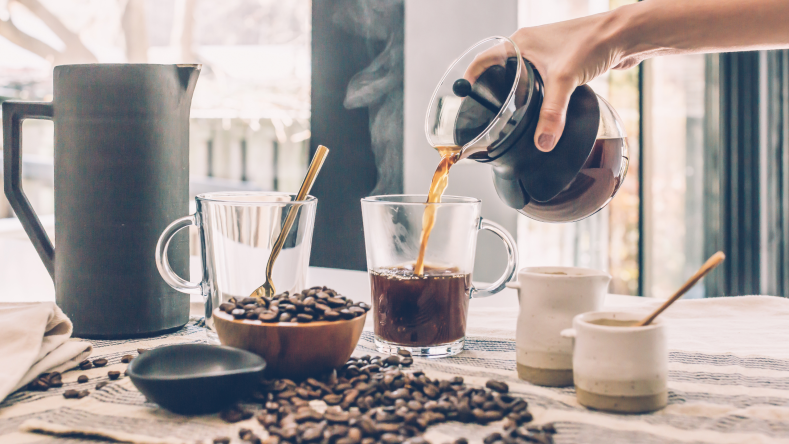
2,296,789,444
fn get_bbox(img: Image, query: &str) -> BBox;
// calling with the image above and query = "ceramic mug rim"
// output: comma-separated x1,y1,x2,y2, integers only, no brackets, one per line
575,310,664,333
519,266,612,280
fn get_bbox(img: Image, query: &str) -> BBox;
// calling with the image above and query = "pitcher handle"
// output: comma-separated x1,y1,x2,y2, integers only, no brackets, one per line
2,101,55,280
155,214,202,294
470,217,518,298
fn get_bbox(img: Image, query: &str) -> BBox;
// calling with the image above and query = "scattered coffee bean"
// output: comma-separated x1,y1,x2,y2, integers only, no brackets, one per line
96,381,110,390
121,354,133,363
77,390,90,399
93,358,108,367
137,348,147,355
218,286,371,324
220,405,253,423
108,371,121,380
485,380,509,394
239,428,261,443
79,359,93,370
397,349,412,357
47,372,63,388
213,438,230,444
483,433,502,444
63,389,79,399
27,377,49,391
383,356,401,366
78,375,89,383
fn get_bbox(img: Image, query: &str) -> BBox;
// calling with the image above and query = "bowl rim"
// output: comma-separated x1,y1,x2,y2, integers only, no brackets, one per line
213,308,367,328
127,343,266,381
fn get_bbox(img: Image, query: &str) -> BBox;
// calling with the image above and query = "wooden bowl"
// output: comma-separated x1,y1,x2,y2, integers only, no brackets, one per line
213,309,366,380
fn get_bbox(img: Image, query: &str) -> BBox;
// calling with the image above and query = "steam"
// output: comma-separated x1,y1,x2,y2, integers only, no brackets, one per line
333,0,404,195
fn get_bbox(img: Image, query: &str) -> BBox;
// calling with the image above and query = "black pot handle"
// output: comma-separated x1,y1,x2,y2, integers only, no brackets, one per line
2,101,55,281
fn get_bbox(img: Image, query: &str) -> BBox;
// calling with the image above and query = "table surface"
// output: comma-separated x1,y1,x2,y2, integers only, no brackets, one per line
3,260,789,443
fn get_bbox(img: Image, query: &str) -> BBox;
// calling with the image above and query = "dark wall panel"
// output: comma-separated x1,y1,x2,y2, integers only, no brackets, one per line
762,50,789,296
309,0,404,271
704,52,761,296
704,50,789,297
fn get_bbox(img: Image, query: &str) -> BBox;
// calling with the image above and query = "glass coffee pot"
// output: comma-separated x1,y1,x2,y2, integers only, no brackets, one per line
426,36,628,222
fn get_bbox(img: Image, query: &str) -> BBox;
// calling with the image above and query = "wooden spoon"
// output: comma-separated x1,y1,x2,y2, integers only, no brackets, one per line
635,251,726,327
249,145,330,300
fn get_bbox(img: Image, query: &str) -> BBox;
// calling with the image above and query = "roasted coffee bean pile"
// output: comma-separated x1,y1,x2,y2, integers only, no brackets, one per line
218,287,371,324
215,353,557,444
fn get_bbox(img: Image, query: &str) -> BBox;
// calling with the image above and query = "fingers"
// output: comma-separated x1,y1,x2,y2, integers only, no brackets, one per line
463,42,518,83
535,76,576,152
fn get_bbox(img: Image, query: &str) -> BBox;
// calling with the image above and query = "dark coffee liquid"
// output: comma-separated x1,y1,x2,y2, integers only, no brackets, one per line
370,264,470,346
520,137,628,222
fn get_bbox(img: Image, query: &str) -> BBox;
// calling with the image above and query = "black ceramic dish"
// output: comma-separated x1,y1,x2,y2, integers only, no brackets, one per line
127,343,266,414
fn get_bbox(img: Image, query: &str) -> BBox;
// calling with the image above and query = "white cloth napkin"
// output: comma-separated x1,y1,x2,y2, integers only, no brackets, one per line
0,302,92,401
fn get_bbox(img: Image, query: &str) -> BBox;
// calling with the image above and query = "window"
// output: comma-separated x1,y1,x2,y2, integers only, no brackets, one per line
0,0,311,219
0,0,311,295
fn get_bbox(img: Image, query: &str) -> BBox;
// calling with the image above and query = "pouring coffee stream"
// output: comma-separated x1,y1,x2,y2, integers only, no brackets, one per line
249,146,329,300
414,145,461,275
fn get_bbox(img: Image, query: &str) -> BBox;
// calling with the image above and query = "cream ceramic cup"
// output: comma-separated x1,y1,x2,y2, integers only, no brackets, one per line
506,267,610,387
561,311,668,413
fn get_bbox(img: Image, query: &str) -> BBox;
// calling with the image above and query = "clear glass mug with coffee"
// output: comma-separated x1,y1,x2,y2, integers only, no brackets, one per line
361,195,518,357
426,36,629,222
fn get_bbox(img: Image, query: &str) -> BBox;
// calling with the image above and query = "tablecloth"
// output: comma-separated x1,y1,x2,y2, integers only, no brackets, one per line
1,295,789,444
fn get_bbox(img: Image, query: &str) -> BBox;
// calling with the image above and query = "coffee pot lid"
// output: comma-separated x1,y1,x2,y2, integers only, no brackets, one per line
425,36,600,203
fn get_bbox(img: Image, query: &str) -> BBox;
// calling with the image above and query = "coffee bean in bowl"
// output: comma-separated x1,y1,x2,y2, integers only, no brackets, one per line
213,286,369,380
216,287,370,324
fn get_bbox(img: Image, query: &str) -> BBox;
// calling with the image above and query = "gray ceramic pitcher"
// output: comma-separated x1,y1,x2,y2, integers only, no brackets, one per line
2,64,200,338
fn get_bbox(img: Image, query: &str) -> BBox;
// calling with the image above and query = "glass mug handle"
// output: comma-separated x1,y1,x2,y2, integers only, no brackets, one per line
470,218,519,298
155,214,203,295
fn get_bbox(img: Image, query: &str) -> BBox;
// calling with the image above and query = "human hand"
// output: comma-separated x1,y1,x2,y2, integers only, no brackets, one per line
466,8,637,152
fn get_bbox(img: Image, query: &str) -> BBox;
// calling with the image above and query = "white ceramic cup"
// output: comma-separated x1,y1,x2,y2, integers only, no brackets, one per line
506,267,610,387
561,311,668,413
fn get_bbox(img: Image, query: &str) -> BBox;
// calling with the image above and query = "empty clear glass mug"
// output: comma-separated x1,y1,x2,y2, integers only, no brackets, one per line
155,192,317,342
361,195,518,357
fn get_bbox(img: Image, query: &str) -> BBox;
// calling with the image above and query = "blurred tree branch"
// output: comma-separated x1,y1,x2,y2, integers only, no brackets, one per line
0,0,97,64
171,0,196,63
15,0,97,63
121,0,149,62
0,13,60,62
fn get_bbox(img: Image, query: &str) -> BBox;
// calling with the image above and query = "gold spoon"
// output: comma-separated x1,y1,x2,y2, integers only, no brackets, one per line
635,251,725,327
250,145,330,300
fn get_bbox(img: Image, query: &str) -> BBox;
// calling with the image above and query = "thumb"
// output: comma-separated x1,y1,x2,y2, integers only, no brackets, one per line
534,76,575,152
